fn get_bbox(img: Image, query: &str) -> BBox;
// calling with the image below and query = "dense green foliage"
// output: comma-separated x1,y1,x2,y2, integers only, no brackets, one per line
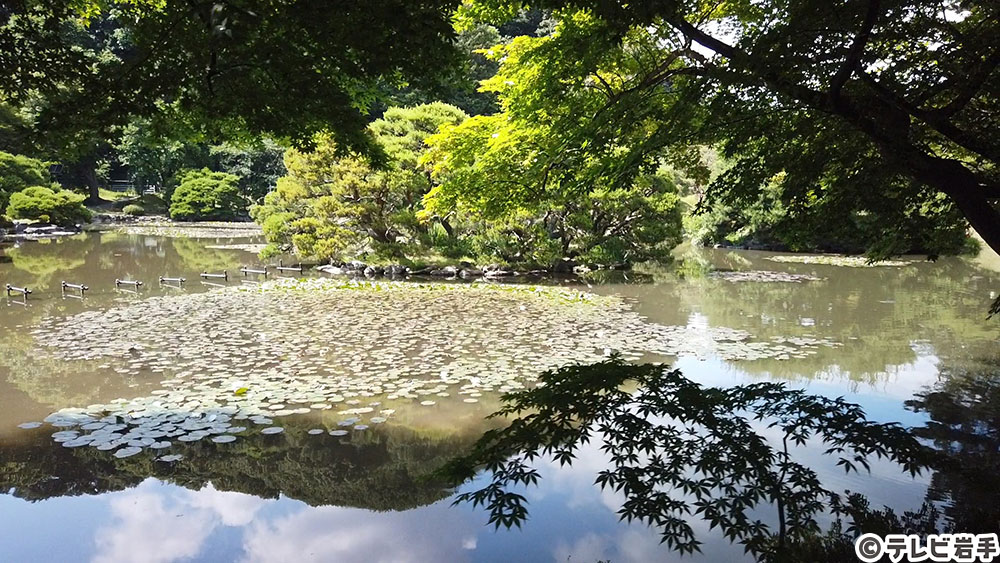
0,150,50,213
450,0,998,258
686,177,975,256
7,186,92,226
5,1,994,258
208,140,286,203
0,0,463,154
0,149,91,226
112,120,212,196
253,95,684,266
252,103,469,261
0,103,29,154
114,122,286,204
168,168,245,221
420,21,689,264
385,24,503,116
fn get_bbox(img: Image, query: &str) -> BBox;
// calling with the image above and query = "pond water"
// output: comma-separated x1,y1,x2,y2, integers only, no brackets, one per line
0,232,997,563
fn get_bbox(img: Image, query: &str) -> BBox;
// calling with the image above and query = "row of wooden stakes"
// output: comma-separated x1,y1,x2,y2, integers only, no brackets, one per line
5,261,304,300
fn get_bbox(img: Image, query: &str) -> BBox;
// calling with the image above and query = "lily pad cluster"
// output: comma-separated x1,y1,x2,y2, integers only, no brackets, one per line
708,270,824,283
766,255,912,267
205,243,269,253
100,220,262,239
22,278,839,457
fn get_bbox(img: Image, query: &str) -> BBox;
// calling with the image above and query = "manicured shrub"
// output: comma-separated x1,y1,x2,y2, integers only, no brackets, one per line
7,186,92,226
0,151,50,214
122,204,145,216
169,168,245,221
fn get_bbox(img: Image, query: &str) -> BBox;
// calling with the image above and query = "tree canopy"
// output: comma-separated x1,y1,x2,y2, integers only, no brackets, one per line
0,0,463,152
251,103,470,261
437,0,998,257
3,0,998,258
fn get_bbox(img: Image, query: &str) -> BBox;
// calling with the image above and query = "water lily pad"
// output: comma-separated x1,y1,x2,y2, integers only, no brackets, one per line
30,277,842,457
62,438,91,448
114,447,142,458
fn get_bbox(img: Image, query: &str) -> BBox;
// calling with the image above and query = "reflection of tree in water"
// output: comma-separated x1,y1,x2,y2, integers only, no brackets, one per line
0,422,482,511
441,360,929,561
623,251,998,385
0,328,131,408
170,237,245,273
2,233,249,295
7,238,89,287
442,358,1000,562
905,355,1000,533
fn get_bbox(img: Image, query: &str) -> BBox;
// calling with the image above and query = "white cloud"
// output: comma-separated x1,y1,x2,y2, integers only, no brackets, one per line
185,482,265,527
239,500,480,563
92,480,216,563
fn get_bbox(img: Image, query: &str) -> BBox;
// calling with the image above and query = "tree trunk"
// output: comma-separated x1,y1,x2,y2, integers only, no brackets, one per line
81,161,103,204
440,217,455,238
905,154,1000,256
946,188,1000,257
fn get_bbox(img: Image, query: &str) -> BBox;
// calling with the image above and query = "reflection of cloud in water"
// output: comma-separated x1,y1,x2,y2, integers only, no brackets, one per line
92,480,236,563
239,501,479,563
90,479,480,563
187,483,266,527
529,434,624,514
552,528,719,563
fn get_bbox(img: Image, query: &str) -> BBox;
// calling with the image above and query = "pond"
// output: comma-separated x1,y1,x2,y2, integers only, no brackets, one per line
0,231,997,562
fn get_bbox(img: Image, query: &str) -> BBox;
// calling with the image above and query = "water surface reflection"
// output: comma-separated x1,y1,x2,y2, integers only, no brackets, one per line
1,234,997,561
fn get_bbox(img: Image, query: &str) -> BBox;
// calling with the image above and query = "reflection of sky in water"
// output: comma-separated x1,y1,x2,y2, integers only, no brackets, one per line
2,237,996,562
0,408,929,563
0,319,944,563
0,340,945,563
0,458,757,563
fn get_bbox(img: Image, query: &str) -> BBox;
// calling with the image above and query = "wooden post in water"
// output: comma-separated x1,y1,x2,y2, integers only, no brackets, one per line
115,279,143,289
200,270,228,281
241,266,269,278
276,260,303,273
5,284,31,298
61,281,89,296
159,276,186,285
